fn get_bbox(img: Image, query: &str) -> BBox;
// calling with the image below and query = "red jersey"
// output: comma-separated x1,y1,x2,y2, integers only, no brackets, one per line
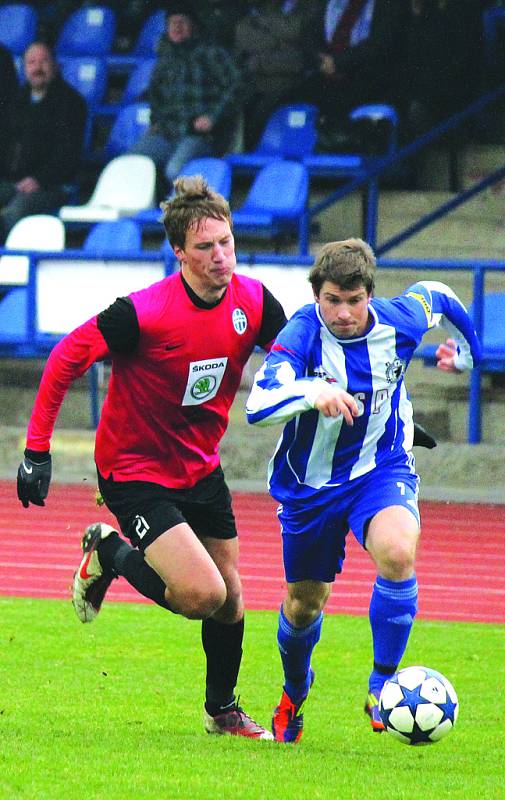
27,271,285,488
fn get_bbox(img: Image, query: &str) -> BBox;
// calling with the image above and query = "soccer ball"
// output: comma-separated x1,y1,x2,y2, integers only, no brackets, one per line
379,666,459,745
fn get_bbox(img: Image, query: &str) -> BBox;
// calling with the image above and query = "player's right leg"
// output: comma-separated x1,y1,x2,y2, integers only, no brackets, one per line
143,525,226,619
272,498,345,743
72,475,227,623
272,581,330,743
72,519,226,622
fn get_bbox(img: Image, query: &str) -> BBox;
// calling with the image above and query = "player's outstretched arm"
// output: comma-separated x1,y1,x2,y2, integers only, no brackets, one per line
406,280,481,370
16,316,111,508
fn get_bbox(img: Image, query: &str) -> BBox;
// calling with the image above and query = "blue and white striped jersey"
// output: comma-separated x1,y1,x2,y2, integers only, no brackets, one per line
246,281,481,501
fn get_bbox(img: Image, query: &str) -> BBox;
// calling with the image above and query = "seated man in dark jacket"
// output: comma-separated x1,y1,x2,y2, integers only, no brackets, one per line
0,41,87,243
130,1,242,194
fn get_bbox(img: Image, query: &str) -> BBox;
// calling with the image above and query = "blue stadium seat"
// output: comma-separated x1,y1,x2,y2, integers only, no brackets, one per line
134,157,232,228
98,57,155,116
56,6,116,57
232,160,309,244
132,10,165,57
58,56,108,107
103,102,151,160
121,57,155,105
226,104,318,174
469,293,505,372
83,219,142,255
304,103,398,178
106,11,165,71
0,4,37,55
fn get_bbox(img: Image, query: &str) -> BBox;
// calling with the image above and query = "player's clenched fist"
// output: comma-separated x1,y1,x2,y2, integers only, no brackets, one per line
17,450,52,508
313,387,359,425
435,338,462,373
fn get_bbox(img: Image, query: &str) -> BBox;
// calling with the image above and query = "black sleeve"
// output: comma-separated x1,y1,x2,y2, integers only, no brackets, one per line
257,285,287,349
97,296,140,354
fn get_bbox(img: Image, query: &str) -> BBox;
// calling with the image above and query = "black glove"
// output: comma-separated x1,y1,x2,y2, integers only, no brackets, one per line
17,449,52,508
413,422,437,449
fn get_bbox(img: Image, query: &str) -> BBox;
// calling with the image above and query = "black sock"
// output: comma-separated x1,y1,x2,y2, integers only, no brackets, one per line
202,616,244,715
98,533,171,611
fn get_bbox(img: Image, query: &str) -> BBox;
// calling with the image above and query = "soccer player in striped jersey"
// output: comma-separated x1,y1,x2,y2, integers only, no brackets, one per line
246,238,481,743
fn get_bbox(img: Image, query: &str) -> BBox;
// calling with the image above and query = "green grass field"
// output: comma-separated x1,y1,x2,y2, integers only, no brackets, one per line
1,598,504,800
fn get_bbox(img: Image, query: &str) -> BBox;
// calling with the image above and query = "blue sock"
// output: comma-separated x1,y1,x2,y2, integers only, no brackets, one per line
277,605,322,704
368,574,418,692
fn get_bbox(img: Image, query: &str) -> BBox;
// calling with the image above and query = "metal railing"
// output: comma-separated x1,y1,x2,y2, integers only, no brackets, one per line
1,245,505,442
303,81,505,255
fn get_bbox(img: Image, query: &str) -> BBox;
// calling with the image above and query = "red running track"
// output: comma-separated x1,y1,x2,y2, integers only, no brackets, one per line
1,481,504,623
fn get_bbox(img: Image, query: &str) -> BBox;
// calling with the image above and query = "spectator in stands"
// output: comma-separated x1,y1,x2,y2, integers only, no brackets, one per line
0,43,18,112
234,0,321,150
395,0,483,142
129,1,242,195
0,41,86,243
307,0,408,150
199,0,248,51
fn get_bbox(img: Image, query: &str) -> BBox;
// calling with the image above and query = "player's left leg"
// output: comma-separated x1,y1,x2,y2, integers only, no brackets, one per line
200,536,273,740
364,504,420,730
349,466,421,730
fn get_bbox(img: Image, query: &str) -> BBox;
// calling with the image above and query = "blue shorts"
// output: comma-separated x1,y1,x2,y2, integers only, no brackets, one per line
278,463,420,583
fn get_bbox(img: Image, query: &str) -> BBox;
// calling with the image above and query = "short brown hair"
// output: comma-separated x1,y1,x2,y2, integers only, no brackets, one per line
161,175,232,249
309,238,376,295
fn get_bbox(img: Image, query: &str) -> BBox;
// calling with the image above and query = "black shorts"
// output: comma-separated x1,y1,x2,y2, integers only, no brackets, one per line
97,465,237,551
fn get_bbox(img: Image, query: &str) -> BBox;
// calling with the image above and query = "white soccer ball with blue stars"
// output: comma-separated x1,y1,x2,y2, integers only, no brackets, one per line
379,666,459,745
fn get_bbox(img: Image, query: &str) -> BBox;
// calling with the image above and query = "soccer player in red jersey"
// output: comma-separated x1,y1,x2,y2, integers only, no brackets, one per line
16,175,287,739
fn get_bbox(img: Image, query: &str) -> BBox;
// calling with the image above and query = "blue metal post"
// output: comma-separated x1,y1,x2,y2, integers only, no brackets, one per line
468,267,485,444
298,212,310,256
364,179,379,249
88,363,100,430
27,253,37,342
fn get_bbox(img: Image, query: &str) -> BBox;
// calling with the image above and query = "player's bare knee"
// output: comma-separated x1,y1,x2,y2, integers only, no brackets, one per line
211,589,243,624
379,541,416,580
177,582,227,620
286,589,328,627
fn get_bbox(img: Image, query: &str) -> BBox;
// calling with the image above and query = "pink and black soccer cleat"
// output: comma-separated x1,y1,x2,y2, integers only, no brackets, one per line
203,703,273,740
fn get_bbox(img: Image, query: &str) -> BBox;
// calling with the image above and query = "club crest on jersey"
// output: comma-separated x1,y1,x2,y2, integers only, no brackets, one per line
232,308,248,334
182,357,228,406
385,356,406,383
